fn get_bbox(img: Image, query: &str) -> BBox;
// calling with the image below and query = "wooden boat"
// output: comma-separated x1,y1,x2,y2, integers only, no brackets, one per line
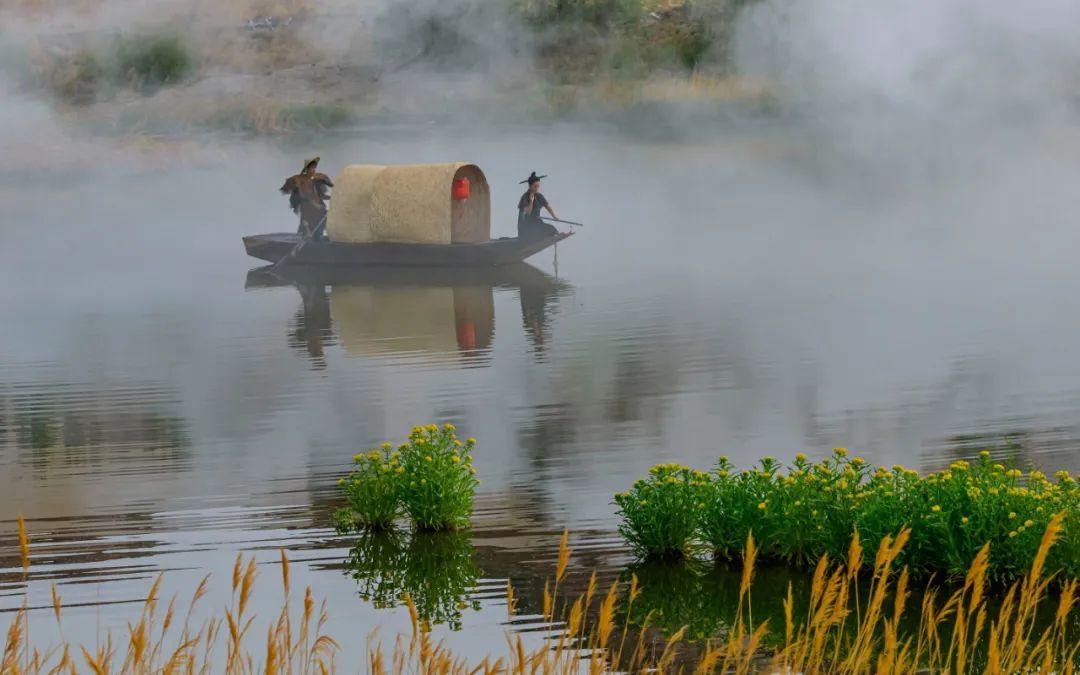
246,161,574,267
242,231,572,267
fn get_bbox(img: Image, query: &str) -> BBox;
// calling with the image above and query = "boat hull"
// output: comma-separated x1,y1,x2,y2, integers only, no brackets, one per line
242,232,572,267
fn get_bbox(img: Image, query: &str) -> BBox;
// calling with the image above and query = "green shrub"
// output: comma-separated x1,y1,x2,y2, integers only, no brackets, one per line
397,424,479,531
334,444,403,530
113,33,193,92
617,449,1080,581
614,463,710,559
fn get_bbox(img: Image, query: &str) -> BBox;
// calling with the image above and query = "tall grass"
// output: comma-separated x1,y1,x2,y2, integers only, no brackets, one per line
6,515,1079,672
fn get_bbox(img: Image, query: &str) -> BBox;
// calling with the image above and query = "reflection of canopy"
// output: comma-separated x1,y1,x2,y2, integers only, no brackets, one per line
327,163,490,244
332,285,494,357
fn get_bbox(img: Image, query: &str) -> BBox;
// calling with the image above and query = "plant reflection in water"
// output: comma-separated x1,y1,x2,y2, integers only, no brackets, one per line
621,558,812,644
342,528,482,630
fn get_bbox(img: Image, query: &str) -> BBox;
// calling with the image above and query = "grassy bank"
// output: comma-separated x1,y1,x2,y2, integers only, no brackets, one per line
616,449,1080,580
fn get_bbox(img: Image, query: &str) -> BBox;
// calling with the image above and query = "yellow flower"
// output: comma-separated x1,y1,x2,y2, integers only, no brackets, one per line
470,467,477,474
758,502,767,510
451,456,461,463
444,423,456,430
337,478,345,486
961,517,969,524
994,464,1005,472
834,447,848,457
640,500,648,506
353,454,363,461
1008,512,1017,519
697,503,705,509
931,505,941,512
467,438,477,445
796,453,807,462
396,467,404,474
1009,531,1017,538
1024,519,1034,528
852,457,865,466
381,442,393,449
980,450,990,458
420,478,427,485
425,456,433,462
368,451,380,460
454,440,463,447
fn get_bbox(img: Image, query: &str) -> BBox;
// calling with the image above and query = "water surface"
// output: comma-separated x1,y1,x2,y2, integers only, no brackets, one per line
3,126,1080,662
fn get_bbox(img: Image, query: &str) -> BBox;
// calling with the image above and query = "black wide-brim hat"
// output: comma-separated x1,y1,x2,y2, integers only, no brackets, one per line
520,171,547,185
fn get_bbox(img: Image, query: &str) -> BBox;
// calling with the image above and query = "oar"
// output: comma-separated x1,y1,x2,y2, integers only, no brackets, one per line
541,216,585,228
272,214,326,271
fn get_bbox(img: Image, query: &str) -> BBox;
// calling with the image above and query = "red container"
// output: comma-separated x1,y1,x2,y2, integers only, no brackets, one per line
452,177,471,201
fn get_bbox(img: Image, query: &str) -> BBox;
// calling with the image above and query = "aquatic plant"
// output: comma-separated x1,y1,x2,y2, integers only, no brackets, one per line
334,445,403,530
7,517,1080,673
334,425,478,531
613,462,710,558
396,424,479,531
620,448,1080,580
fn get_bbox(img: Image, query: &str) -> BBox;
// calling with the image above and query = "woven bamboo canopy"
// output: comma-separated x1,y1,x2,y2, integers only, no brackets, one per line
327,163,491,244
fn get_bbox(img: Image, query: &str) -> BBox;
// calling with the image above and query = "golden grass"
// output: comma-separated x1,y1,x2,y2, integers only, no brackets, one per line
6,517,1080,673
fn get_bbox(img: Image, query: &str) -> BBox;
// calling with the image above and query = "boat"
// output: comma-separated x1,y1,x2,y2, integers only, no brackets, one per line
244,162,573,267
242,231,571,267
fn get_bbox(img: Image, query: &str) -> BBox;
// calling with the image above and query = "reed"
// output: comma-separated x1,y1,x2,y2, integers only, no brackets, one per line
6,518,1079,672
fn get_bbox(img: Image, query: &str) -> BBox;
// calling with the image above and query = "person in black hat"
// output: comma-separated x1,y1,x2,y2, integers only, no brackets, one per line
517,172,560,239
280,156,333,239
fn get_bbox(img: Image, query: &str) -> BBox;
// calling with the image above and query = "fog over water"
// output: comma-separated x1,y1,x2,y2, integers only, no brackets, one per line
4,0,1080,663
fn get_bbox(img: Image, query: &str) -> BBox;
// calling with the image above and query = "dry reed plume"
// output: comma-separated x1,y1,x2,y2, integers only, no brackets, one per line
5,515,1080,672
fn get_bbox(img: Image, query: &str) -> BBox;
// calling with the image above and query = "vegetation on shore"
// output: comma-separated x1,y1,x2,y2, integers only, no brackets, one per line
334,424,479,532
14,0,774,132
616,449,1080,580
7,514,1080,672
29,32,194,104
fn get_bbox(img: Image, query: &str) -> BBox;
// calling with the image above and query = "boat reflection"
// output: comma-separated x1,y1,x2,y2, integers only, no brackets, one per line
245,264,570,366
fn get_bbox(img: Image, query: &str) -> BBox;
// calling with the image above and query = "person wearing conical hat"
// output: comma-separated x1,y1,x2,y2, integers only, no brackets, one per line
517,171,559,239
280,157,334,239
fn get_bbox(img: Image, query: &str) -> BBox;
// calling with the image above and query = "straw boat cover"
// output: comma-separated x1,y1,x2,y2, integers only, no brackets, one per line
327,163,490,244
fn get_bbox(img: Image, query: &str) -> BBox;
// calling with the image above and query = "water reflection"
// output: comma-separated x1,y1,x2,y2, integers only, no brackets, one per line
245,264,570,366
341,529,481,630
622,559,804,644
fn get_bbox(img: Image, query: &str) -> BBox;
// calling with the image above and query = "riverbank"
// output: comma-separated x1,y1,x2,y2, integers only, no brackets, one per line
2,0,777,137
